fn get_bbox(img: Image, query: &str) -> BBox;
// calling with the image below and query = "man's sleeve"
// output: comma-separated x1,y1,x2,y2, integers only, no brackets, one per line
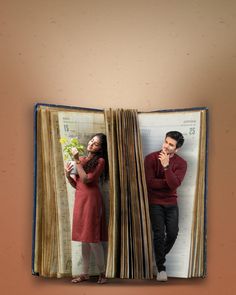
144,154,169,189
164,160,187,191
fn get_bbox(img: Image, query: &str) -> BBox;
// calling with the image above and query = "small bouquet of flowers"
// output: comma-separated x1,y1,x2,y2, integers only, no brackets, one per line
59,137,84,161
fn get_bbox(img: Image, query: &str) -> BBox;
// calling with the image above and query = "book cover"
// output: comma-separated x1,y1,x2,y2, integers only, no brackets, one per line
32,103,208,279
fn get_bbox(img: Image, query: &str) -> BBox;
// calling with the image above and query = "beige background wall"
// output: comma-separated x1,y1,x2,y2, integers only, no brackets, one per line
1,0,235,294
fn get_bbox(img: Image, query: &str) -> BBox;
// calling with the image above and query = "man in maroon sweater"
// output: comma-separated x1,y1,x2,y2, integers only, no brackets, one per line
144,131,187,282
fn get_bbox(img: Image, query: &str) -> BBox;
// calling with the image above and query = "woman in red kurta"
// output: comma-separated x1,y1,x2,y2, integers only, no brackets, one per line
65,133,108,284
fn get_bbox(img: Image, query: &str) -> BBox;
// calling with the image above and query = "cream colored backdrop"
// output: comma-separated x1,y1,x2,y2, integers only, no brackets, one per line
0,0,235,294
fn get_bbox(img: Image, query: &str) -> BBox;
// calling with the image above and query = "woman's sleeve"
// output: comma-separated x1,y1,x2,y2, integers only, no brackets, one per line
86,158,105,183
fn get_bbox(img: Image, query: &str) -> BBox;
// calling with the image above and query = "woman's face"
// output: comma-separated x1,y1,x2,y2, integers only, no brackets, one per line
87,136,101,153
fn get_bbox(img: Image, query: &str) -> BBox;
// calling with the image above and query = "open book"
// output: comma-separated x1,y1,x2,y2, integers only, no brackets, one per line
32,103,207,279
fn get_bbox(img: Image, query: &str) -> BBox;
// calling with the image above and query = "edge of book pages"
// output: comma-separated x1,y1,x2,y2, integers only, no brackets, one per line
32,103,208,279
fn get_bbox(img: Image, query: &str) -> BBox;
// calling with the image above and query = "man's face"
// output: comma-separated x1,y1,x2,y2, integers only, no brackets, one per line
162,136,178,155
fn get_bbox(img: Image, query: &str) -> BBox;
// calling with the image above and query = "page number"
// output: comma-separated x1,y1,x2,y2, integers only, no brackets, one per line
64,124,69,132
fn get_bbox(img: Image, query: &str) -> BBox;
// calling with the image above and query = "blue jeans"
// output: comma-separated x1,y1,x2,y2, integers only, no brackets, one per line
149,204,179,272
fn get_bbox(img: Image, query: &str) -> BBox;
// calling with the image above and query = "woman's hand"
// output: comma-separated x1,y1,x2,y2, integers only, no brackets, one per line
64,162,74,177
71,147,80,160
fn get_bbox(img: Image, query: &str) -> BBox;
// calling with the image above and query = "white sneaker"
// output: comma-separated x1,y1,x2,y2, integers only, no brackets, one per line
156,271,168,282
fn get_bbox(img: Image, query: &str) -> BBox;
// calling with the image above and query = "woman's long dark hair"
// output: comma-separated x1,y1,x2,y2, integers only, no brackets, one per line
83,133,109,181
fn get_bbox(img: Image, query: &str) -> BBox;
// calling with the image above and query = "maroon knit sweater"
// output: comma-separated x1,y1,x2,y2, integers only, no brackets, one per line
144,151,187,205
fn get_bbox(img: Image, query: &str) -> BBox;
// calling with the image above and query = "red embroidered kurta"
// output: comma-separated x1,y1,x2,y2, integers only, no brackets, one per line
72,157,108,243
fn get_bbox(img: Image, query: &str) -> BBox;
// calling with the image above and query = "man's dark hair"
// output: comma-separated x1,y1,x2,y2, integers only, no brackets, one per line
165,131,184,149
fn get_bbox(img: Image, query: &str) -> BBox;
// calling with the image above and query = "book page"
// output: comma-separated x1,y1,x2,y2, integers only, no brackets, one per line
58,110,107,276
188,110,207,277
138,110,201,278
50,111,72,276
104,109,153,279
39,108,59,277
